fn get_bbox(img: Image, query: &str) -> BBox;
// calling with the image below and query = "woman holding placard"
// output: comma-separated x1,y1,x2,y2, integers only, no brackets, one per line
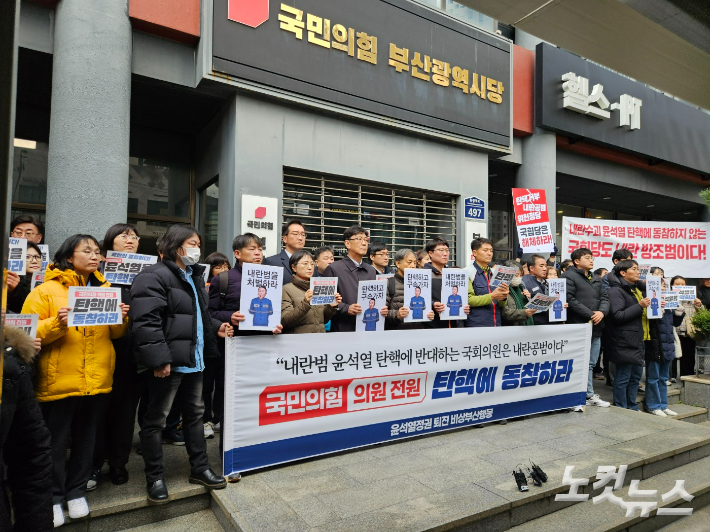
670,276,704,377
282,250,342,333
7,241,43,313
385,249,435,330
21,234,130,527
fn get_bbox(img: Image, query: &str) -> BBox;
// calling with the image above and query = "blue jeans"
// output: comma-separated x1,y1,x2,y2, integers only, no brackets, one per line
587,337,601,399
645,359,671,411
613,364,643,410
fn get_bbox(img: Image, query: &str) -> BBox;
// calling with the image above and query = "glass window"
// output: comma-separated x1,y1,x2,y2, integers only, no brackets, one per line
199,181,219,258
130,220,173,257
556,204,584,252
586,208,614,221
617,213,643,221
11,141,48,206
489,192,511,251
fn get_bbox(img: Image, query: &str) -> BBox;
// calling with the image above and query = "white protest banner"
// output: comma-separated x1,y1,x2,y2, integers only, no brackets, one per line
525,294,558,312
5,314,38,339
104,251,158,285
548,279,567,322
199,264,210,285
490,265,518,289
38,244,49,271
638,264,651,281
662,291,679,310
512,188,554,253
562,217,710,277
223,324,591,474
356,280,387,333
31,271,45,289
239,264,283,332
646,276,663,320
403,268,432,323
8,238,27,275
673,285,696,302
441,268,468,321
68,287,122,327
310,277,338,306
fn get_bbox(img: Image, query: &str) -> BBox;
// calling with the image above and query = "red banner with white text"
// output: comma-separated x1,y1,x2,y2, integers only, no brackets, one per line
512,188,554,253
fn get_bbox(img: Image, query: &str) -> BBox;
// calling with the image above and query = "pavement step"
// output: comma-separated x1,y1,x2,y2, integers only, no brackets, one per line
120,509,223,531
656,504,710,531
668,403,709,424
508,455,710,532
696,421,710,429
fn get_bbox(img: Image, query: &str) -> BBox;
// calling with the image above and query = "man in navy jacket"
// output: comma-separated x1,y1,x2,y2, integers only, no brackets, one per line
263,219,306,284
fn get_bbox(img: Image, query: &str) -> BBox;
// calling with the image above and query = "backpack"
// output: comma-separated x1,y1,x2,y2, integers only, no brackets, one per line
218,270,230,310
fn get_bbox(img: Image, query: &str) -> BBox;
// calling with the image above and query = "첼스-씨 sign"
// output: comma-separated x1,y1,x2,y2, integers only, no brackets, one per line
222,324,591,474
562,217,710,277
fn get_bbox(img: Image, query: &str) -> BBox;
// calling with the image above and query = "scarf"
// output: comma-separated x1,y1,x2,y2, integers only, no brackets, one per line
510,285,533,326
631,287,650,341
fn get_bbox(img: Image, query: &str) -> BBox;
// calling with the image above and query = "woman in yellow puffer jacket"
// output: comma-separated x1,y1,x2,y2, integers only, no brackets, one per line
22,234,129,526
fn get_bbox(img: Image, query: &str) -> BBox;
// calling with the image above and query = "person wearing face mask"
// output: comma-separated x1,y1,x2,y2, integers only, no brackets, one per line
6,241,43,313
130,225,234,505
281,250,342,333
21,234,130,527
501,261,536,326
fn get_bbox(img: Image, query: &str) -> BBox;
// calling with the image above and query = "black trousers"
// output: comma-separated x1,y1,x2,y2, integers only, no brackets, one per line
139,371,209,483
679,335,696,376
40,395,107,504
93,354,142,469
202,356,224,425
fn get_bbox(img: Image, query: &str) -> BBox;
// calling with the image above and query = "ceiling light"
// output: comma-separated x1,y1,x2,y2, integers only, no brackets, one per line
13,138,36,149
646,205,655,208
557,210,563,214
556,187,560,189
595,216,602,219
684,212,692,215
602,196,611,200
489,174,497,177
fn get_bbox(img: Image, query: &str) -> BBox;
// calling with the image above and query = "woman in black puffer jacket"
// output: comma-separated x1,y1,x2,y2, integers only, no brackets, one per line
130,225,232,504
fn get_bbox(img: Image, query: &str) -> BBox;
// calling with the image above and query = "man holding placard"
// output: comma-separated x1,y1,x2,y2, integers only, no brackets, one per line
356,280,388,333
424,237,469,327
466,238,508,328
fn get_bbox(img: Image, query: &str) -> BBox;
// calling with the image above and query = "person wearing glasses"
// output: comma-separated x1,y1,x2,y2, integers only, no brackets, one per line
88,224,144,490
21,234,130,526
368,241,394,275
263,219,307,284
424,237,470,329
10,214,44,244
8,216,45,308
7,241,43,313
324,225,387,332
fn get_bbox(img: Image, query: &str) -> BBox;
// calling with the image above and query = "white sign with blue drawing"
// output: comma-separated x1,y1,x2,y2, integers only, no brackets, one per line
464,196,485,220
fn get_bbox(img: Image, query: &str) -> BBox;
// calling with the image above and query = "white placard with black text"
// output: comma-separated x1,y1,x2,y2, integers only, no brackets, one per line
441,269,468,321
548,279,567,322
403,269,432,323
239,263,283,332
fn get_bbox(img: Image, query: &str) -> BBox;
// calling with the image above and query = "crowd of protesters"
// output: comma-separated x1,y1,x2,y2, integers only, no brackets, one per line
1,214,708,530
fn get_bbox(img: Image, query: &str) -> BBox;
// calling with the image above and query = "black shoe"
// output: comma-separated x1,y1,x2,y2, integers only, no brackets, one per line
109,466,129,485
188,468,227,490
146,480,170,504
162,429,185,446
513,469,529,492
86,467,101,491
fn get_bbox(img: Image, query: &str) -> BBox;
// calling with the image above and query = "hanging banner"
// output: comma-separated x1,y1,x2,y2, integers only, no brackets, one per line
104,251,158,285
511,189,554,253
222,324,591,474
562,217,710,277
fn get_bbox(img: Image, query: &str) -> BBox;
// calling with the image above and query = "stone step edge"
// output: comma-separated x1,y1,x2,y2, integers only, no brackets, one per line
82,485,208,519
209,435,710,532
675,407,709,422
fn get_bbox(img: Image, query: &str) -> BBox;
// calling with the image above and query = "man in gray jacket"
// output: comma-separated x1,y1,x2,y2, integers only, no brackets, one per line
563,247,611,408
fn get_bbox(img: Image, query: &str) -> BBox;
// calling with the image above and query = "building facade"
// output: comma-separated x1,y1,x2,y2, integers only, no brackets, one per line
12,0,710,266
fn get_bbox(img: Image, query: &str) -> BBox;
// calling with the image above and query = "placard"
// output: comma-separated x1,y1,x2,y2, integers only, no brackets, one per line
356,280,387,333
8,238,27,275
38,244,49,271
441,268,468,321
31,271,45,289
376,273,394,281
662,291,679,310
5,314,38,339
490,265,518,289
512,189,554,254
638,264,651,281
403,269,432,323
310,277,338,306
239,263,283,331
673,285,697,302
222,324,592,474
646,276,662,320
199,263,211,285
104,251,158,285
68,287,122,327
548,279,567,322
525,294,558,312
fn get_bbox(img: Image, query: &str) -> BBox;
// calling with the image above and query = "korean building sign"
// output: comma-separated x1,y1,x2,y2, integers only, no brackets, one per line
536,43,710,174
213,0,512,150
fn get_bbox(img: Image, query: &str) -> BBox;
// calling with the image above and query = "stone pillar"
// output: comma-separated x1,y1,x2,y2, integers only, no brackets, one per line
517,127,557,236
45,0,132,250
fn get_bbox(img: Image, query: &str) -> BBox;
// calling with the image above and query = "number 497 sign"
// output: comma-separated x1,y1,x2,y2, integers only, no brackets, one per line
464,197,485,220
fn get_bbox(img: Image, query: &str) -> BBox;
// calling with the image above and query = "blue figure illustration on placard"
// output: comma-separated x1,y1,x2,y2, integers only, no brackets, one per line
447,285,462,316
410,286,426,320
249,285,273,327
362,298,379,331
650,291,659,317
552,292,563,320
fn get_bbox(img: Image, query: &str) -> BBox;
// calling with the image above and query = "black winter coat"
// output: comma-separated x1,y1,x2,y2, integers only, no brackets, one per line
0,326,53,532
6,274,31,314
606,273,645,367
563,267,610,337
646,310,684,363
130,260,222,370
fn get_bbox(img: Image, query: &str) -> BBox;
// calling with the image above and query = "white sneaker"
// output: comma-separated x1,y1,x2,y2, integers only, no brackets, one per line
53,504,65,528
570,405,585,412
663,408,678,416
213,422,221,432
586,394,610,408
666,380,672,386
204,422,215,439
651,409,667,417
67,497,89,519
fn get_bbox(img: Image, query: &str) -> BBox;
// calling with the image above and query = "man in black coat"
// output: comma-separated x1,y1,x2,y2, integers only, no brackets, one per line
324,226,387,332
0,326,53,531
263,219,307,284
522,254,550,326
606,260,652,410
563,248,610,408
